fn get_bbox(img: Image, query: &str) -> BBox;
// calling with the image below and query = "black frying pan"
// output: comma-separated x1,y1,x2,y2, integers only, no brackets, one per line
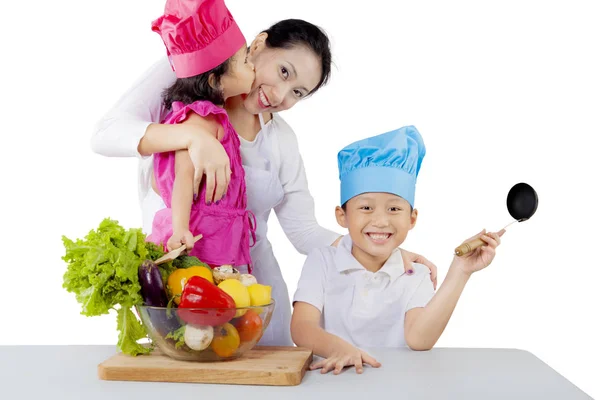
455,183,538,257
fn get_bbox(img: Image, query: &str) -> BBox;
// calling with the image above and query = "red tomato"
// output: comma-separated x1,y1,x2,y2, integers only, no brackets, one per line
233,310,263,343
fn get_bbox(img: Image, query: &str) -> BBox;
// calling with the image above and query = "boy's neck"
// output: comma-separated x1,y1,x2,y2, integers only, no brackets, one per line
350,244,392,273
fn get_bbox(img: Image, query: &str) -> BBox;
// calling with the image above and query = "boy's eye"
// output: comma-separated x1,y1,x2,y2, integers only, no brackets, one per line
360,206,372,211
389,207,403,212
281,67,289,79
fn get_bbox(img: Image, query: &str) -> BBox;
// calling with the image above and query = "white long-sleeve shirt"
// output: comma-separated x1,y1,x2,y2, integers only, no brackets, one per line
91,56,340,255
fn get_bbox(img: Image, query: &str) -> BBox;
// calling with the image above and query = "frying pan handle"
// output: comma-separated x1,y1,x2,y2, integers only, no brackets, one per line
454,238,485,257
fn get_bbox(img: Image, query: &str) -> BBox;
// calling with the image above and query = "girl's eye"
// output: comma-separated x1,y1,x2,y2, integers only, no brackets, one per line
293,89,303,98
281,67,289,79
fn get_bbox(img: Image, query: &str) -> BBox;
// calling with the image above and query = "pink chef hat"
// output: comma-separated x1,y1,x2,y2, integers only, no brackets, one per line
151,0,246,78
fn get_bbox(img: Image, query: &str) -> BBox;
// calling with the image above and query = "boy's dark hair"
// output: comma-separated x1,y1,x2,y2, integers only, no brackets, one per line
261,19,332,95
162,59,230,109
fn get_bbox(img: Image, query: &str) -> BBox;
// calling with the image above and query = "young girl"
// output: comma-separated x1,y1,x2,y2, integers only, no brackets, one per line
146,0,256,269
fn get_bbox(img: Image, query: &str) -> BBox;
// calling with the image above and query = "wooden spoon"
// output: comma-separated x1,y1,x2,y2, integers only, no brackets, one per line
155,234,203,265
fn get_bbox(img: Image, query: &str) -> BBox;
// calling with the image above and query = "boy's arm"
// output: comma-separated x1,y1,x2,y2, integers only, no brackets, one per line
291,302,358,358
404,265,470,351
404,230,503,350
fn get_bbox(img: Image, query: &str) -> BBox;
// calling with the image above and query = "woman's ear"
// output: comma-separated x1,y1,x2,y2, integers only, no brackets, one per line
248,32,268,59
335,206,348,228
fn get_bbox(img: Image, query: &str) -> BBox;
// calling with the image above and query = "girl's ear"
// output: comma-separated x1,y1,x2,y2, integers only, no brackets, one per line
335,206,348,228
208,73,218,90
248,32,268,59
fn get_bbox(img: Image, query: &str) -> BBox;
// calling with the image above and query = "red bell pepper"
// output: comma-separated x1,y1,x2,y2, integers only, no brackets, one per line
178,276,236,326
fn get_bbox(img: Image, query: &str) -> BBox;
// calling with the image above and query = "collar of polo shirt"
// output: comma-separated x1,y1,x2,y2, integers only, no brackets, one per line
334,234,407,283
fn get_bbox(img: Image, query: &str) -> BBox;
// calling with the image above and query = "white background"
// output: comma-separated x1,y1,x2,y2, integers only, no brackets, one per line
1,0,599,397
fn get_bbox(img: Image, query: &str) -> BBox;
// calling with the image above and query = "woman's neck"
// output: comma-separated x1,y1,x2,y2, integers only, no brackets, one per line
225,96,270,142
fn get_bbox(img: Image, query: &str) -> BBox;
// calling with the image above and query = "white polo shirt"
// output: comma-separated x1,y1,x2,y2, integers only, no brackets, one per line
293,234,435,348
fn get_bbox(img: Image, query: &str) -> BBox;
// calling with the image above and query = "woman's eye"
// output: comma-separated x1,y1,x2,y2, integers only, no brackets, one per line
293,89,303,98
281,67,289,79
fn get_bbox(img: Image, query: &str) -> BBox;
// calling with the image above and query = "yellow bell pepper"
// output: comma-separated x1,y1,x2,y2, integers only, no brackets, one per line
167,266,214,304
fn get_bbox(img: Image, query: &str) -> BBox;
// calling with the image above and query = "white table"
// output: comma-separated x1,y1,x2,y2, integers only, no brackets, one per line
0,345,592,399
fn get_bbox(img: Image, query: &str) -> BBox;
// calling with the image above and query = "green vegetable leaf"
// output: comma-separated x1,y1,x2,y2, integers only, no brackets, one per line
165,325,187,349
116,307,151,356
61,218,168,355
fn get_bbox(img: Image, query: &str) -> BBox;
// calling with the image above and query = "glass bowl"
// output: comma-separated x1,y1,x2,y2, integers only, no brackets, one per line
136,301,275,361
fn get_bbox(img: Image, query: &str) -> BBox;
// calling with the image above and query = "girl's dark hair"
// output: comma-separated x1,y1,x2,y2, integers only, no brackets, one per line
162,60,230,109
261,19,332,95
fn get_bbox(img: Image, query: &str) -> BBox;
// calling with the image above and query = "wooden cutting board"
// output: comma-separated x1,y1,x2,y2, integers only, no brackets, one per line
98,346,313,386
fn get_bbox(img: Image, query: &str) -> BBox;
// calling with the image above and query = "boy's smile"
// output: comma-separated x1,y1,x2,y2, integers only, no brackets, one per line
336,193,418,272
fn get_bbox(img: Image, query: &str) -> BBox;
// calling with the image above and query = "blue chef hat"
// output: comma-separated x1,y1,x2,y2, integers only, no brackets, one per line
337,125,426,207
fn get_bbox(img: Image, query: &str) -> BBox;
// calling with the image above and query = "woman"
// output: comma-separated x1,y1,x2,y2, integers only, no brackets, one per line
92,19,438,346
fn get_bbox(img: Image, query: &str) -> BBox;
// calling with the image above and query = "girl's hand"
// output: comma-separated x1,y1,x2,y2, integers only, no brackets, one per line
400,249,438,290
309,344,381,375
185,117,232,204
454,229,504,275
167,230,195,253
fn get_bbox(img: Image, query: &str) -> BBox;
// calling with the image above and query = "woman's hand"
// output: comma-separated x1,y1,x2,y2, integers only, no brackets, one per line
167,230,195,252
400,249,438,290
184,115,231,204
309,343,381,375
453,229,504,275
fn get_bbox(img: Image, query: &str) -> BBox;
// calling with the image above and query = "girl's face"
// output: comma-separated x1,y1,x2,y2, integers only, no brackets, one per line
221,45,255,100
242,33,322,114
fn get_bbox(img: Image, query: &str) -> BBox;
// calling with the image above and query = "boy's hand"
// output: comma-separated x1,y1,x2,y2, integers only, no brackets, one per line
167,230,195,252
309,343,381,375
454,229,504,275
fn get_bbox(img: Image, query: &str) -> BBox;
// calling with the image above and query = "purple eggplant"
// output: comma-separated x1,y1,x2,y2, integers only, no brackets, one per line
138,260,181,336
138,260,169,307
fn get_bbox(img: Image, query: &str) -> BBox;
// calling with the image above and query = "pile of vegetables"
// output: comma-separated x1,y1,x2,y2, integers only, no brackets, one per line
62,218,272,357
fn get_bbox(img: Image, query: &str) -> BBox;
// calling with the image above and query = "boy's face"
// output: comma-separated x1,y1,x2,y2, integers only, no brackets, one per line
336,192,418,263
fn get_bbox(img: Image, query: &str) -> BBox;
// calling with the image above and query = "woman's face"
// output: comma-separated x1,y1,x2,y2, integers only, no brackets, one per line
242,33,322,114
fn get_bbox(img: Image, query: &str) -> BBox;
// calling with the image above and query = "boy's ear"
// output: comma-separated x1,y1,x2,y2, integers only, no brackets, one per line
248,32,268,59
410,208,418,230
335,206,348,228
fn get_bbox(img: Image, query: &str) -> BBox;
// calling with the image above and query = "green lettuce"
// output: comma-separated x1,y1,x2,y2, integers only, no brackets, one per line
62,218,171,356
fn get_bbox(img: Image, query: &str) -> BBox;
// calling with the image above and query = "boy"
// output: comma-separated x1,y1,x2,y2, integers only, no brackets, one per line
291,126,503,375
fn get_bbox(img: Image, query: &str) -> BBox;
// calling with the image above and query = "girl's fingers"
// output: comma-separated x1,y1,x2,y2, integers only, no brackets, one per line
204,168,216,204
213,167,227,202
193,165,204,197
310,359,324,370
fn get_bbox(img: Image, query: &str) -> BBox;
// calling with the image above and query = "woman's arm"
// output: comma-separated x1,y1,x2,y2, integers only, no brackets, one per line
91,57,174,158
272,121,340,254
91,58,230,201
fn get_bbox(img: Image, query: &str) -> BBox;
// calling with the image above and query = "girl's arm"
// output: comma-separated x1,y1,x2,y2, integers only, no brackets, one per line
404,230,503,350
167,149,195,251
